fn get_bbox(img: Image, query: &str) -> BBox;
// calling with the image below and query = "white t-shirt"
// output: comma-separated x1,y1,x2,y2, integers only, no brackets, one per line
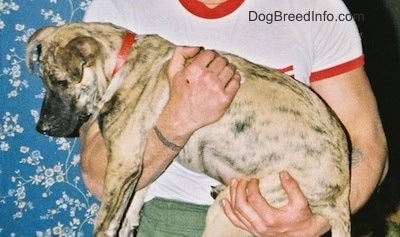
84,0,364,205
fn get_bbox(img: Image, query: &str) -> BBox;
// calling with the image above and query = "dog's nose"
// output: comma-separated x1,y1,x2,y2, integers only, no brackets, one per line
36,121,52,135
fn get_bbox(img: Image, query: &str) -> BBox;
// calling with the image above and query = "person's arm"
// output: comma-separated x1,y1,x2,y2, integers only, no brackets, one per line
80,46,241,199
312,67,388,211
221,67,389,236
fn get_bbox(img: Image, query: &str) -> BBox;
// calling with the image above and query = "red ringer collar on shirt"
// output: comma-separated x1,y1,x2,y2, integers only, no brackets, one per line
179,0,244,19
111,31,136,78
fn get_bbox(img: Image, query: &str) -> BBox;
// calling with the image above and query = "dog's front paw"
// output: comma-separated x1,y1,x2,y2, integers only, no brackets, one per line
119,225,138,237
210,184,226,199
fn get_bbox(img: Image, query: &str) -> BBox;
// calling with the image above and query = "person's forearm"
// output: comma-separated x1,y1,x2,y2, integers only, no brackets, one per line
348,139,388,213
80,122,108,199
310,68,389,215
135,121,191,190
80,120,192,198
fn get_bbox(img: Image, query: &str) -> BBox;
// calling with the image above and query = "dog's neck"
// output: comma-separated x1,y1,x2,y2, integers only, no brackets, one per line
101,31,136,105
111,32,136,78
83,31,137,131
85,33,175,131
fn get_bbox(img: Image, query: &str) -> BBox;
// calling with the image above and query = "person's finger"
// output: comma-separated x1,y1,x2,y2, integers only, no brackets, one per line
218,63,236,82
207,54,229,74
224,73,241,95
244,179,278,227
229,179,238,206
279,171,309,208
231,179,262,221
246,179,273,211
229,179,255,227
221,199,249,230
190,49,217,68
167,46,202,79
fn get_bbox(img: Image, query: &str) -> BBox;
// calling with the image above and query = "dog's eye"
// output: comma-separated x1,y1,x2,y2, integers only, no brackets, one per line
57,80,68,87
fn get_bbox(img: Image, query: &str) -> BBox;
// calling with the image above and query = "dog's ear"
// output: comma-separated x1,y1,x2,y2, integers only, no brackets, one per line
26,26,57,73
57,36,101,82
58,36,101,82
63,36,100,67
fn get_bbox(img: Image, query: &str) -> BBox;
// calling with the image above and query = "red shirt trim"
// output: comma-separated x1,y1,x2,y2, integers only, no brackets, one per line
179,0,245,19
277,65,294,77
310,55,365,82
278,65,294,74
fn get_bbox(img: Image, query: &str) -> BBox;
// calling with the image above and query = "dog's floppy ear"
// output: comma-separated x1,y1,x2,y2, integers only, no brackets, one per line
25,26,57,73
57,36,101,82
62,36,100,67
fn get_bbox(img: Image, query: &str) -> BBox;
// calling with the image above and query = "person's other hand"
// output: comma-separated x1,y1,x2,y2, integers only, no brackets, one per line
222,171,331,237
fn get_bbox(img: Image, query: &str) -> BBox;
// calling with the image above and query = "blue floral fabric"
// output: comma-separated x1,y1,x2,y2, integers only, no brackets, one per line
0,1,100,236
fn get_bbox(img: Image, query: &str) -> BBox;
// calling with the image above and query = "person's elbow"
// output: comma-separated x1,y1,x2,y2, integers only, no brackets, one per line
82,170,104,200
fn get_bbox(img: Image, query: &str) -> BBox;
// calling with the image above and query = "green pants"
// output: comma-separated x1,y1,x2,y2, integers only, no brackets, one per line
136,198,210,237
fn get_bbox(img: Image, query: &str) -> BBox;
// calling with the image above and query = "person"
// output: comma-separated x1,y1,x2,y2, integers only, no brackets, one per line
81,0,389,236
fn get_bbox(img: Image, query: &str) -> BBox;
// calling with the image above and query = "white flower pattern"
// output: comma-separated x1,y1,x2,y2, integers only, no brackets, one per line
0,0,98,236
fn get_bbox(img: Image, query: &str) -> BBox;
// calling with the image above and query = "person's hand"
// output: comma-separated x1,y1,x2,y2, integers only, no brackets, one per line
157,46,241,144
221,171,331,237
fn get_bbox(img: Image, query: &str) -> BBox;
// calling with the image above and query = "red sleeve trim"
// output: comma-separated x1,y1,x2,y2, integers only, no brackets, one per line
310,55,365,82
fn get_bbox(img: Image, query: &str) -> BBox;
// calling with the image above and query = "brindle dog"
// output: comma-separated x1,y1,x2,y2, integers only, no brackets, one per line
26,22,350,237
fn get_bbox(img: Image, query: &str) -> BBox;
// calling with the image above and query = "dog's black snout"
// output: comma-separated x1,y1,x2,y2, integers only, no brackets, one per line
36,121,52,135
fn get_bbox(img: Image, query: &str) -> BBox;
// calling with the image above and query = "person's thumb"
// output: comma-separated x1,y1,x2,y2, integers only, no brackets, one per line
167,46,202,79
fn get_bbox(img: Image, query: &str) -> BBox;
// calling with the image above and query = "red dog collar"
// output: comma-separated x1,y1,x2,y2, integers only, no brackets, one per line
111,31,136,78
